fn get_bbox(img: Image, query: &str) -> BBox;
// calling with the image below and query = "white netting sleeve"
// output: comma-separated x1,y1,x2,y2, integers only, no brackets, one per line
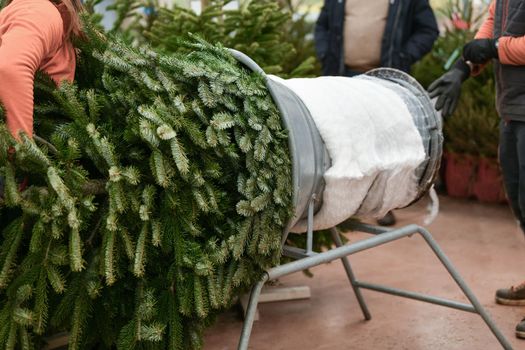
268,75,426,232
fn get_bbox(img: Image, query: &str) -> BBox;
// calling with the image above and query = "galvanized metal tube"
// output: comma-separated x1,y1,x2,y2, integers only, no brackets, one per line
330,228,372,320
267,225,419,280
346,222,393,235
306,196,315,254
417,227,514,350
237,275,269,350
356,281,476,313
282,245,317,260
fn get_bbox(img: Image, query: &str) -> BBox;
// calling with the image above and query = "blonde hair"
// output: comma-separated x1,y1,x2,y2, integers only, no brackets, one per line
6,0,83,39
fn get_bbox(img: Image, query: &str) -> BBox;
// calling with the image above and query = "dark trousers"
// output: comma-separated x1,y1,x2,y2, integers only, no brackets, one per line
343,66,365,78
499,120,525,232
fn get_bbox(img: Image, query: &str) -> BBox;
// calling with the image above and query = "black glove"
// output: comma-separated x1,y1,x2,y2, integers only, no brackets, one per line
428,59,470,118
462,38,498,64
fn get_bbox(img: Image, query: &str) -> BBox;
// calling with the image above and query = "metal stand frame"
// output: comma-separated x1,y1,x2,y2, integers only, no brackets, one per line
237,221,513,350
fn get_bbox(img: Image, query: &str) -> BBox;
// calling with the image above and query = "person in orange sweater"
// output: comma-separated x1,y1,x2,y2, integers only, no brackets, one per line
429,0,525,339
0,0,81,138
0,0,81,198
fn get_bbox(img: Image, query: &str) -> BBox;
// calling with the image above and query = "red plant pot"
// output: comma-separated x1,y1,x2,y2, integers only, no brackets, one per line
472,157,506,203
444,152,477,198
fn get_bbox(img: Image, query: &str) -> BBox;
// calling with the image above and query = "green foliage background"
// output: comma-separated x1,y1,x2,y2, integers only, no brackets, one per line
111,0,320,78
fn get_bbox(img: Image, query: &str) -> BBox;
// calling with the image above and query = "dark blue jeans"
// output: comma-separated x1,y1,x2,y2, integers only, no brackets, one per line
499,120,525,232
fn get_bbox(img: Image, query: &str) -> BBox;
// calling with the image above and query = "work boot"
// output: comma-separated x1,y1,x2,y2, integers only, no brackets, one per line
516,318,525,339
377,211,396,226
495,282,525,306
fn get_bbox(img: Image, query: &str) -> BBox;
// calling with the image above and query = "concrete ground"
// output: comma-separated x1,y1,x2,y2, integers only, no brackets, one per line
204,196,525,350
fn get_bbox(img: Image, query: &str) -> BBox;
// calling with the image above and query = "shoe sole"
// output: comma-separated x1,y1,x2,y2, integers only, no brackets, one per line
516,330,525,339
496,297,525,306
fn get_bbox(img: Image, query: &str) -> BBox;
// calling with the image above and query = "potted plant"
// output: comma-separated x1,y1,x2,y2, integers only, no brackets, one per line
413,0,505,202
468,77,505,202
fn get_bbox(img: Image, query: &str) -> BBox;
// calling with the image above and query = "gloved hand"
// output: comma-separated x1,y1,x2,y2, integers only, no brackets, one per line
428,59,471,118
462,38,498,64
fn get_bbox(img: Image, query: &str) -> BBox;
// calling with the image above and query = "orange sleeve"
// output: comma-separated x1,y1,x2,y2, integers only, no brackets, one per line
0,1,64,138
498,36,525,65
475,1,495,40
468,0,495,76
475,0,525,66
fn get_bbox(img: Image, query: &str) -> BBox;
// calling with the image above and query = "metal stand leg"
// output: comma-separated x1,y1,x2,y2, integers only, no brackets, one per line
417,227,513,350
330,227,371,320
238,224,514,350
238,275,268,350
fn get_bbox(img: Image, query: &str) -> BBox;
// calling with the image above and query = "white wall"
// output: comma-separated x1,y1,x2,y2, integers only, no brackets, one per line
94,0,117,30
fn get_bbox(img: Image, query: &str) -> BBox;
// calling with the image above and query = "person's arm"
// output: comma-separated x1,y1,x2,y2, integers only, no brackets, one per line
475,0,495,40
402,0,439,63
497,35,525,65
467,0,525,67
429,1,495,117
314,0,331,62
466,1,494,75
0,2,64,138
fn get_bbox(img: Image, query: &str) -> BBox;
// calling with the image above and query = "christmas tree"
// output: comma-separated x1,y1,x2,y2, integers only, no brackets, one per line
0,13,292,349
110,0,319,78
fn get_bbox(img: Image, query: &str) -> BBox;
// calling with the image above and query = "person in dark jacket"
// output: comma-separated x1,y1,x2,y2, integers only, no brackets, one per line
429,0,525,339
314,0,439,77
314,0,438,226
